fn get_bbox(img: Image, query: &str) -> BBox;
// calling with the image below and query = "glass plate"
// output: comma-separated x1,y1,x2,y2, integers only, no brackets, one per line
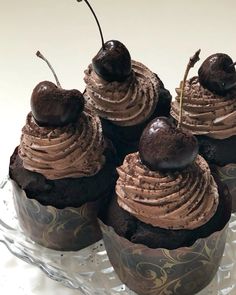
0,176,236,295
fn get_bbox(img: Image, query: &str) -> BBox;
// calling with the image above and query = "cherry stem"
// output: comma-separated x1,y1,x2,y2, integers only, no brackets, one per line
36,51,62,88
77,0,105,49
177,49,201,129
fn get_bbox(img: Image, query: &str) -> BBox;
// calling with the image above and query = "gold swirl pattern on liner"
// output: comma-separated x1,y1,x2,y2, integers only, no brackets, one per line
19,111,105,180
100,217,229,295
84,60,160,126
116,153,219,230
171,77,236,139
12,179,102,251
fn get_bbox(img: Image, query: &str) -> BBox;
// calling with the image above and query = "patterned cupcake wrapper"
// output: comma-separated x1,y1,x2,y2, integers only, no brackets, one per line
99,219,229,295
11,179,102,251
216,163,236,212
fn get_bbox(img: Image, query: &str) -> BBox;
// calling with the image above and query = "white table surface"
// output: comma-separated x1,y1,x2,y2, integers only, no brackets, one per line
0,0,236,293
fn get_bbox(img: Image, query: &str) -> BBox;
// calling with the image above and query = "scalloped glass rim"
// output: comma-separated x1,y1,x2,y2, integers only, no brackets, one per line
0,176,236,295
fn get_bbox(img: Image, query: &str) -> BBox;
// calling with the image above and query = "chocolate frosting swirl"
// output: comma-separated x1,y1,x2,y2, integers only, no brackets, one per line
171,77,236,139
19,111,105,180
84,60,160,126
116,152,219,230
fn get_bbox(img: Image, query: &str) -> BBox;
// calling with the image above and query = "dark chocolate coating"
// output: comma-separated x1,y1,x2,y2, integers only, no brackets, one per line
9,144,117,209
92,40,132,82
139,117,198,171
100,75,172,163
31,81,84,127
101,169,231,249
198,53,236,96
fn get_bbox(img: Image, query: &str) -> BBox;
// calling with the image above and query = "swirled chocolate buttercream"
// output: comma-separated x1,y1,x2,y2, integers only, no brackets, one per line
171,77,236,139
84,60,160,126
116,152,219,230
19,111,105,180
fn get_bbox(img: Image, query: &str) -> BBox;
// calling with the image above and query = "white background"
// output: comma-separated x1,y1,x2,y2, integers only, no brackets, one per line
0,0,236,293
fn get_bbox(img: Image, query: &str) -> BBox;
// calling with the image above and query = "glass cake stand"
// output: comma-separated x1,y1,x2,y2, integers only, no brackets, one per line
0,176,236,295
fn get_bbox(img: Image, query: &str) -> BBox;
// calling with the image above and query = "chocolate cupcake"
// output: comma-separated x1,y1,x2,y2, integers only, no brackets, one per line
171,52,236,210
79,1,171,162
99,117,231,295
9,52,117,251
84,61,171,161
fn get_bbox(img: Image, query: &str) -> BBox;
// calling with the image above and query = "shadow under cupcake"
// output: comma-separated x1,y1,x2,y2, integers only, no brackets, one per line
99,117,232,295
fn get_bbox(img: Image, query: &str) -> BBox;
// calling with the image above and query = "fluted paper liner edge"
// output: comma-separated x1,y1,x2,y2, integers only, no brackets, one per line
11,179,102,251
99,219,229,295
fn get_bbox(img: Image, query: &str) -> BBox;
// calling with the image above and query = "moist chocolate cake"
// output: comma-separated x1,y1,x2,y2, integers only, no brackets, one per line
10,138,116,209
197,134,236,166
103,168,230,250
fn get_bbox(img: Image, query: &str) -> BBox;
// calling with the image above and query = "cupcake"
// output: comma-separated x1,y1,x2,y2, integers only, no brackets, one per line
171,51,236,210
99,117,231,295
9,52,117,251
79,0,171,161
84,59,171,162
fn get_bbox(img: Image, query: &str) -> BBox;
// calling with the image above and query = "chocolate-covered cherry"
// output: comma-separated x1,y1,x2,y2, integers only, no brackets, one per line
31,81,84,127
31,51,84,127
139,51,201,171
198,53,236,96
139,117,198,171
92,40,131,82
78,0,132,82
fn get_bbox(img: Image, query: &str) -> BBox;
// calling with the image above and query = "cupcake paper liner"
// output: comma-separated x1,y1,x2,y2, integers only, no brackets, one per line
216,163,236,212
11,179,102,251
99,219,229,295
